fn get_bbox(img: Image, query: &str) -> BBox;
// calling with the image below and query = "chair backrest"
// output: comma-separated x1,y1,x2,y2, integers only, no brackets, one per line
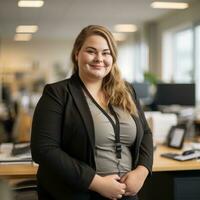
13,179,38,200
0,179,14,200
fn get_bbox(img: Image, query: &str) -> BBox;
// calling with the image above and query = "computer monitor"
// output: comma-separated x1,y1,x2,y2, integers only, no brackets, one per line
155,83,195,106
132,82,152,104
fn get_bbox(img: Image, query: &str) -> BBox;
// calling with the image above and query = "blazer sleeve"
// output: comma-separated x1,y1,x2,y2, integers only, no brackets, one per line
131,86,154,174
31,84,96,191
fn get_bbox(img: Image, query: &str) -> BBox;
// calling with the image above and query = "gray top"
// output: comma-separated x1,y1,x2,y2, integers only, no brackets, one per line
85,94,137,176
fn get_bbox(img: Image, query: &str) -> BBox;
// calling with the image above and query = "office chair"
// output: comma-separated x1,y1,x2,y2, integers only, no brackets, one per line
13,179,38,200
0,179,14,200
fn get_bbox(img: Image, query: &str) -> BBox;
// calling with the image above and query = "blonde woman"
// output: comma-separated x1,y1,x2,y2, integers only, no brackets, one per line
31,25,153,200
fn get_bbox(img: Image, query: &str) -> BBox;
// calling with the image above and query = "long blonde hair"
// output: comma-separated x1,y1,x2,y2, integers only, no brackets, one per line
71,25,137,114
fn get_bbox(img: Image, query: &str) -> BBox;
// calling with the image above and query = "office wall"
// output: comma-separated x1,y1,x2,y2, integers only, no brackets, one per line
142,22,159,76
0,38,2,100
1,35,145,85
0,39,74,83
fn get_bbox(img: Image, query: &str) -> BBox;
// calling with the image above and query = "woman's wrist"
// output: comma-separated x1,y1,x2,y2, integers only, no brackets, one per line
135,165,149,179
88,174,103,191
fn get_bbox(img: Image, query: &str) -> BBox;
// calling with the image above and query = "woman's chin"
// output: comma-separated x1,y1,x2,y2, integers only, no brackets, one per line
89,71,106,80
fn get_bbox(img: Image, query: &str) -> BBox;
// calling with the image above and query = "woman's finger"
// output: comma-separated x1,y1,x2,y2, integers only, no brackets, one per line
117,194,122,199
120,174,128,182
124,192,131,196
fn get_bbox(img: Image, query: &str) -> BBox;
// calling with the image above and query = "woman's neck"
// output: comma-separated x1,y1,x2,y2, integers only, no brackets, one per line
79,74,107,108
79,73,102,96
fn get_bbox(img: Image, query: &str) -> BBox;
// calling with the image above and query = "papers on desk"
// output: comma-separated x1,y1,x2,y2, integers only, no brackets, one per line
145,111,178,144
0,142,32,164
191,143,200,150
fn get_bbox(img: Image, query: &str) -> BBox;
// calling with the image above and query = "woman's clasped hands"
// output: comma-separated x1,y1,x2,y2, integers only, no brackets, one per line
89,166,148,199
120,166,148,197
89,174,126,200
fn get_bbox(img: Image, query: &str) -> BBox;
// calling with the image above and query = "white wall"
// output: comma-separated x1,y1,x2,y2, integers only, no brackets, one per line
0,39,74,83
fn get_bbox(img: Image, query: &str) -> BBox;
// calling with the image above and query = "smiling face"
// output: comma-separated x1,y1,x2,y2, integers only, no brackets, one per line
75,35,113,82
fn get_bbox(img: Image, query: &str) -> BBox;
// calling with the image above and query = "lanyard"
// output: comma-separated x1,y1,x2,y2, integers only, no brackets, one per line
108,104,121,159
79,78,122,159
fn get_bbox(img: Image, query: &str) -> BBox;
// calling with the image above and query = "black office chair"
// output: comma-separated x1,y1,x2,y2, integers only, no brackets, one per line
0,179,13,200
13,179,38,200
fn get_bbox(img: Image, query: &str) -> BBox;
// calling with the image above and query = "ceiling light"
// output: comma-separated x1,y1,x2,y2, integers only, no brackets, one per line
18,0,44,8
114,24,137,32
151,1,189,9
16,25,38,33
112,33,127,42
14,34,32,41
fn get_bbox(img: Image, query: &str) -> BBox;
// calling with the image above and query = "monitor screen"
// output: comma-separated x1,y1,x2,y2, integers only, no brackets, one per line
132,82,152,105
132,82,150,99
155,83,195,106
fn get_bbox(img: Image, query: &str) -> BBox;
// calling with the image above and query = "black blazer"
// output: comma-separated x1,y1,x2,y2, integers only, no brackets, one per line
31,73,153,200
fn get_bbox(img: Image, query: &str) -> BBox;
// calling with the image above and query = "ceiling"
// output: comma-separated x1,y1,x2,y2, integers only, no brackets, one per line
0,0,195,40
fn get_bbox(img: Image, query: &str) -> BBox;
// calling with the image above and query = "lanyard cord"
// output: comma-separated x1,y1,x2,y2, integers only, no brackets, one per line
108,104,121,159
78,78,122,160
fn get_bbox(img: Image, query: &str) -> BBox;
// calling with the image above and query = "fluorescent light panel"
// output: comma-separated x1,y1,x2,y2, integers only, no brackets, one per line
18,0,44,8
114,24,137,32
112,33,127,42
16,25,38,33
14,34,32,41
151,2,189,9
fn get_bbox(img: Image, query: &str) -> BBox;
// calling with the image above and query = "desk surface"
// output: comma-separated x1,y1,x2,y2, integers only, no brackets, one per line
0,145,200,179
0,163,38,179
153,145,200,172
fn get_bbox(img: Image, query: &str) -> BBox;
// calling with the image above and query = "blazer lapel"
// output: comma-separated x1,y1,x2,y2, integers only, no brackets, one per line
68,73,95,151
131,114,144,166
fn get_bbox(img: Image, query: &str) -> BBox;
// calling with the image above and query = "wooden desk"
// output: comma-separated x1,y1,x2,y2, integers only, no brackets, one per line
0,164,37,179
0,144,200,199
153,145,200,172
0,144,199,179
140,144,200,200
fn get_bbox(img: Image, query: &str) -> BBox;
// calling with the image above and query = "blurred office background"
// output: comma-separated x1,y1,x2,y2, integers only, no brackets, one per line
1,0,200,141
1,0,200,143
1,1,200,199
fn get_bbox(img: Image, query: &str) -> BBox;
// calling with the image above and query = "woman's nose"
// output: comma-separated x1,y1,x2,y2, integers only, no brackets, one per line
94,53,103,62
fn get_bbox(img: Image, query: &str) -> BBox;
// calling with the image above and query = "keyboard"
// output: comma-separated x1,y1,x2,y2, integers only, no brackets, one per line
161,152,200,161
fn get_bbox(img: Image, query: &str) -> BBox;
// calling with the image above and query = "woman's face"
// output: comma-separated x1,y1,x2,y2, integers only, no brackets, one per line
76,35,113,82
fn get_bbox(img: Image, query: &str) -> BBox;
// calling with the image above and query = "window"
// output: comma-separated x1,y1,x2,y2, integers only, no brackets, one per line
162,26,200,102
118,40,148,83
195,25,200,103
162,28,193,83
118,44,135,83
173,29,193,83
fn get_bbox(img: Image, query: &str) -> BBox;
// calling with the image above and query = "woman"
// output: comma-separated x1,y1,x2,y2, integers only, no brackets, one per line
31,25,153,200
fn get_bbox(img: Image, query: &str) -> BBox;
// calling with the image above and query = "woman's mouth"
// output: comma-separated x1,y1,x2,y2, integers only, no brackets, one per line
90,64,104,68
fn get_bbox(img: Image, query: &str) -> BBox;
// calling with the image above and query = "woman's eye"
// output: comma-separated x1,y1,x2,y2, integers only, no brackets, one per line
87,50,95,54
103,52,111,56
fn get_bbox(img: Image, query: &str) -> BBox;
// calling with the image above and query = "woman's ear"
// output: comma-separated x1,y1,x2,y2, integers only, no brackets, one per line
75,51,79,61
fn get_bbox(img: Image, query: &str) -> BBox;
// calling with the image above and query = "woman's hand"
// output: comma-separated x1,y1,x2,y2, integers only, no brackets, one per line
89,174,126,199
120,165,148,196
